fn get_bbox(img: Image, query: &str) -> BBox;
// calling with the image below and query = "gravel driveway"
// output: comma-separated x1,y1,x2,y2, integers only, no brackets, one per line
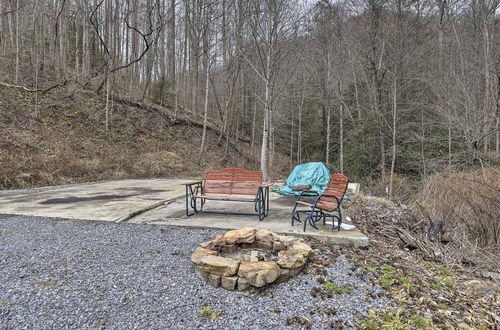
0,214,390,329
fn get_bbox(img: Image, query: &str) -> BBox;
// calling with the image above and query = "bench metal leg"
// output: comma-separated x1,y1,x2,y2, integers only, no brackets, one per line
186,185,204,216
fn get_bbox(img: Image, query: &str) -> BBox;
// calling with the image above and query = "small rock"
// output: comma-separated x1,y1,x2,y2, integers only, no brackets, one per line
482,271,500,281
289,241,313,257
278,235,298,247
256,240,273,250
200,256,240,276
191,246,217,265
237,277,249,291
221,276,238,290
256,229,276,243
250,250,259,262
208,274,221,288
198,240,216,250
213,235,226,246
272,241,286,251
277,250,305,269
221,244,237,254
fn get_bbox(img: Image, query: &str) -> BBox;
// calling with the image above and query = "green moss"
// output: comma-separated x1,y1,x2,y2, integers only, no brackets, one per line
323,280,354,294
378,264,417,293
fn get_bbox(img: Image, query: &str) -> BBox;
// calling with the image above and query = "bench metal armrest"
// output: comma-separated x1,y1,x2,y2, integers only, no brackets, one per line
182,180,203,186
259,182,273,188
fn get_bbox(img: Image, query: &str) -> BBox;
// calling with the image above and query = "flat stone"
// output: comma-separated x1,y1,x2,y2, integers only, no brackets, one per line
277,266,303,283
289,241,313,257
256,240,273,250
200,255,240,276
221,276,238,290
191,246,217,265
277,250,305,269
198,240,216,250
238,261,280,288
221,244,237,254
272,241,286,251
208,274,221,288
194,265,209,281
213,235,226,246
224,227,257,245
237,277,249,291
279,235,298,247
250,250,259,262
241,242,258,249
256,229,277,243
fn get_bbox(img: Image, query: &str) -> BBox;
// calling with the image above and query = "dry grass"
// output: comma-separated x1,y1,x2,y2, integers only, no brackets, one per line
415,168,500,271
0,85,264,189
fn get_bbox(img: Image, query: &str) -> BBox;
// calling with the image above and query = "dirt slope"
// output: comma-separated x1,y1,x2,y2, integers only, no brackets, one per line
0,86,258,189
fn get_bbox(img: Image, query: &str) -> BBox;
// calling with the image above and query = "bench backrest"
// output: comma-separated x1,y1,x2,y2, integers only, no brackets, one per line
319,173,349,207
203,168,263,196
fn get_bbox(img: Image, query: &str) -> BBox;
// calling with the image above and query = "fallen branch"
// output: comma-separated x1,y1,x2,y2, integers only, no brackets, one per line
0,80,71,93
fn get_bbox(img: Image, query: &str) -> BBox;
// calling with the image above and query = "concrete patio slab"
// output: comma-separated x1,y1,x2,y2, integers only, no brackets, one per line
0,179,186,221
0,179,369,247
129,192,369,248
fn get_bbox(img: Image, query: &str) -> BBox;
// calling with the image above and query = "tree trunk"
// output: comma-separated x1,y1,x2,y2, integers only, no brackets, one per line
199,60,210,160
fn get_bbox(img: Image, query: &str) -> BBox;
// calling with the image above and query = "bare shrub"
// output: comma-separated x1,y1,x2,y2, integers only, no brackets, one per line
415,168,500,271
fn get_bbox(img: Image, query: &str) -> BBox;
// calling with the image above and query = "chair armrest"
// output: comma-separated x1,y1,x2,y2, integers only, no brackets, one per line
182,180,203,186
300,190,319,196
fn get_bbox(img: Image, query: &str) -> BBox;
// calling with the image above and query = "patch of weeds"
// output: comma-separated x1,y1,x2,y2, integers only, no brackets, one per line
435,265,452,276
378,264,416,294
422,261,452,276
436,303,449,311
285,316,312,329
361,265,377,272
357,310,433,329
432,283,445,291
440,278,455,288
323,280,353,294
411,316,434,329
380,264,396,273
197,305,221,321
34,280,57,287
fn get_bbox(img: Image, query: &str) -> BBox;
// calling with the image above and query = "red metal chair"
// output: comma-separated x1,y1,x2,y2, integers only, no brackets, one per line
291,173,349,231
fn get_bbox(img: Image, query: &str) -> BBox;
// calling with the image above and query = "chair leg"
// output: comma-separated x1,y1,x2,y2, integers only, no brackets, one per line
303,210,317,232
291,203,300,226
337,207,342,231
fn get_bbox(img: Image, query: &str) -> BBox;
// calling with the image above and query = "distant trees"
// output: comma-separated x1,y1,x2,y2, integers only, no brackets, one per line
0,0,498,181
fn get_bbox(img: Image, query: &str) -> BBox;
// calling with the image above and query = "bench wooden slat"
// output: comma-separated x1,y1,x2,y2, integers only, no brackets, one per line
193,194,256,201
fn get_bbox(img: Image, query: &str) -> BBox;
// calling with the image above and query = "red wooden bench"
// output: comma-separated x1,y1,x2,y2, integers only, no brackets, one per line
291,173,349,231
182,168,272,220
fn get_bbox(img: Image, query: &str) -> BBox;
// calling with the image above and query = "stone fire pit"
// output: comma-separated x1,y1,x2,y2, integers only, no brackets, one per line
191,227,312,291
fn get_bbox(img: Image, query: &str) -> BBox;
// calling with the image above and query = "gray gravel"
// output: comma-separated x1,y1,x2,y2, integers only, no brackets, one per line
0,214,390,329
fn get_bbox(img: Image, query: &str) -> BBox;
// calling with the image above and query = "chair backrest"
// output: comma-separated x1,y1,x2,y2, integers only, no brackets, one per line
203,168,263,196
319,173,349,206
